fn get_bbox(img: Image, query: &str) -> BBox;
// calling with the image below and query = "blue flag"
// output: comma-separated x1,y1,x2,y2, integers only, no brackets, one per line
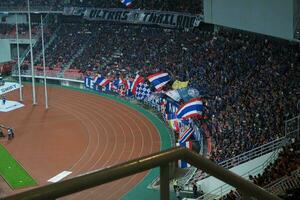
121,0,133,6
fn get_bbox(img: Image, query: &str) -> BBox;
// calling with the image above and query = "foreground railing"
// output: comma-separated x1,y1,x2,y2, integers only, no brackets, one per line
3,147,279,200
199,148,281,199
265,168,300,196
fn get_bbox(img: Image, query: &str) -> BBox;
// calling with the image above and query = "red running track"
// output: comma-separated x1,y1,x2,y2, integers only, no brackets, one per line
0,85,160,199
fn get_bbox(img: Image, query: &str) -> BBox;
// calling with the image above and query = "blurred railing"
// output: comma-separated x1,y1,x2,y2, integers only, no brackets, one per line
12,69,84,80
285,115,300,139
265,168,300,196
2,147,279,200
217,137,287,169
198,146,282,199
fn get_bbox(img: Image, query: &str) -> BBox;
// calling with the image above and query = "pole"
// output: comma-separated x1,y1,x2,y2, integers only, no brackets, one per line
160,164,170,200
15,14,23,102
41,15,48,109
27,0,37,105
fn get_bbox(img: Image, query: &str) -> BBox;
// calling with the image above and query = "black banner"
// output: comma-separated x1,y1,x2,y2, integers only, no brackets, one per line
63,7,203,29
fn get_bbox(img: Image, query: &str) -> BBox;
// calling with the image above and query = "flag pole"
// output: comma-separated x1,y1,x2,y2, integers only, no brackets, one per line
27,0,37,105
41,15,48,109
15,14,23,102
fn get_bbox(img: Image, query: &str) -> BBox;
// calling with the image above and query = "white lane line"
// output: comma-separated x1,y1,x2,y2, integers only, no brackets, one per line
47,171,72,183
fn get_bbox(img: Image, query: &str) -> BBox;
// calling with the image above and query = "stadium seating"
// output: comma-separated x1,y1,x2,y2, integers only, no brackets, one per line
14,21,300,164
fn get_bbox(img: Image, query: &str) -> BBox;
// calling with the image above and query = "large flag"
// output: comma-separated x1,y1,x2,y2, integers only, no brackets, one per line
131,74,144,95
176,98,203,120
177,88,200,102
98,77,111,87
135,82,151,100
178,125,194,144
121,0,133,7
172,80,189,90
147,72,171,90
93,74,102,85
165,89,181,102
177,141,192,168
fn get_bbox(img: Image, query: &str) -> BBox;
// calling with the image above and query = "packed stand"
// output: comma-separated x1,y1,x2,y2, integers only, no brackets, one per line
0,0,203,14
21,23,56,71
19,21,300,164
0,0,61,10
69,22,300,163
27,23,94,71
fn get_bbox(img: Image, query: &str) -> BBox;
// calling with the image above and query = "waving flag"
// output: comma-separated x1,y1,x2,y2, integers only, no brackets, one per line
98,77,111,87
177,141,192,168
121,0,133,7
147,72,171,90
93,75,102,85
135,83,151,100
172,80,189,90
178,126,194,144
176,98,203,120
126,79,133,96
131,74,144,95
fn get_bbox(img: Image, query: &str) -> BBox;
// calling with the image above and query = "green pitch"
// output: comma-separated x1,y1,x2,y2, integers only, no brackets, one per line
0,144,37,189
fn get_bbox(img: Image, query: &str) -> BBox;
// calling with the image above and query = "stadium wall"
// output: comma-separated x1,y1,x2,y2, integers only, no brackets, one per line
204,0,294,40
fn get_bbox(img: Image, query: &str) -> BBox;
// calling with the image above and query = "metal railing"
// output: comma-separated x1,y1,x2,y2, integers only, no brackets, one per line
12,69,84,80
285,115,300,138
2,147,279,200
265,168,300,196
199,147,282,199
217,137,287,169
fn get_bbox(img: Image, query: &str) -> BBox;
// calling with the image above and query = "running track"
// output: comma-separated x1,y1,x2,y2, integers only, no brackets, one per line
0,85,161,199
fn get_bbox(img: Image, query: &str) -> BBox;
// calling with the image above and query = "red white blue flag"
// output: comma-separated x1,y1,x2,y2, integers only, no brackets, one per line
176,98,203,120
147,72,171,90
121,0,133,7
131,74,144,95
177,141,192,168
178,125,194,144
99,77,111,87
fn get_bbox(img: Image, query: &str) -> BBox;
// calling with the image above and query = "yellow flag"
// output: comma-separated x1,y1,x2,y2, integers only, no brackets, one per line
172,80,189,90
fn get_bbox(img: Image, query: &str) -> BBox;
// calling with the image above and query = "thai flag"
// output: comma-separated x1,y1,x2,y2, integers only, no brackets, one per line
93,74,102,85
113,78,123,89
121,0,133,6
110,81,118,91
147,72,171,90
176,98,203,120
178,126,194,144
131,74,144,95
126,79,133,96
99,77,111,87
176,141,192,168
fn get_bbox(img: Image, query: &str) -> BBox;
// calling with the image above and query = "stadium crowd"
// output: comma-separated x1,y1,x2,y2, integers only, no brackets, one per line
0,0,203,14
21,21,300,163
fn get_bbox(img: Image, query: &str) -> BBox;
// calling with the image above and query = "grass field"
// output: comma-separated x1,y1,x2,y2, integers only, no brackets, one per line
0,144,37,189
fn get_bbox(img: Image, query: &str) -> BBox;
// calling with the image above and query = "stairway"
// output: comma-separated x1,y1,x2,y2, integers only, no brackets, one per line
33,25,61,64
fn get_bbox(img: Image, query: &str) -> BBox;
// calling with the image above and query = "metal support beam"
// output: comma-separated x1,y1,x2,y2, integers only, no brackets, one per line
160,164,169,200
3,147,280,200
